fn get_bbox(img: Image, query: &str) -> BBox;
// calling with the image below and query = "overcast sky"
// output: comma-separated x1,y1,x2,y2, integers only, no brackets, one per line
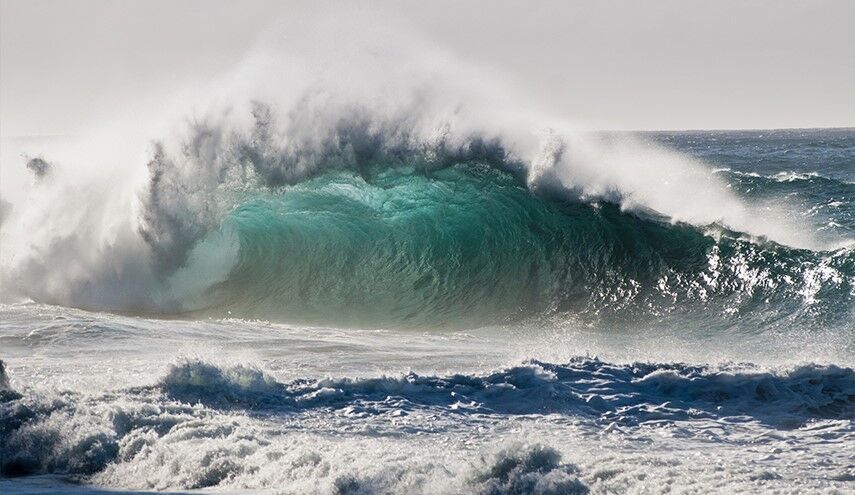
2,0,854,136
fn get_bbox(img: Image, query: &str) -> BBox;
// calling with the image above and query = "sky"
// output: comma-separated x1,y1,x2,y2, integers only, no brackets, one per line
1,0,854,136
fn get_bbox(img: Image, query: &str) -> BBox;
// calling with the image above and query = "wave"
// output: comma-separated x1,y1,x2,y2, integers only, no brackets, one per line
3,113,853,328
158,359,855,427
0,361,21,404
336,443,588,495
713,168,855,200
2,358,853,486
714,167,855,186
0,27,849,327
188,162,855,326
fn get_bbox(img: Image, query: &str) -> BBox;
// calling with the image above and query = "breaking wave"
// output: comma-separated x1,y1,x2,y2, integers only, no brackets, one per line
0,22,851,329
158,359,855,426
2,104,853,329
177,161,854,327
1,358,853,487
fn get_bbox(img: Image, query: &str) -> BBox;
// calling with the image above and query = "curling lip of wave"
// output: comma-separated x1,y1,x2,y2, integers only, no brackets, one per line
137,100,827,273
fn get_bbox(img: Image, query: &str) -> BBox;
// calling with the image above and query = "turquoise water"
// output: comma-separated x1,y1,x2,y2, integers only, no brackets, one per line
1,128,853,494
177,131,855,333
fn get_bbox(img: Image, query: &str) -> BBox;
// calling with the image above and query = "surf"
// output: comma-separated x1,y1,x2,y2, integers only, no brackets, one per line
0,18,850,328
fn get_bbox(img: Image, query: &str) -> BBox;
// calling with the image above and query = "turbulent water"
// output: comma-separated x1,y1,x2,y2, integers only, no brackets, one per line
1,123,854,494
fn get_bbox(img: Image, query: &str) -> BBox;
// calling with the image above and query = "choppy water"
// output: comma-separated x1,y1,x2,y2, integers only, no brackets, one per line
1,127,853,494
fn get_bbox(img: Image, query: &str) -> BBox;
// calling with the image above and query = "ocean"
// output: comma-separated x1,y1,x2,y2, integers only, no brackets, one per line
1,126,853,494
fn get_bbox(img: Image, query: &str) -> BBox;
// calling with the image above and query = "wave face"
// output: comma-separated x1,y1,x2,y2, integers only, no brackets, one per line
183,160,853,329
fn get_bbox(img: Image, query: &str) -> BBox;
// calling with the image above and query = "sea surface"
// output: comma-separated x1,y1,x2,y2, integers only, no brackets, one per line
1,128,853,494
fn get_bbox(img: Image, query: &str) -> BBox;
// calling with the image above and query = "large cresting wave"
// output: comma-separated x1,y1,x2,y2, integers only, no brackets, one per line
178,155,854,328
0,20,852,328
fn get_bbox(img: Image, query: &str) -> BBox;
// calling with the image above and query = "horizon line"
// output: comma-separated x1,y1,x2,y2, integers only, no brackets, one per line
1,126,853,140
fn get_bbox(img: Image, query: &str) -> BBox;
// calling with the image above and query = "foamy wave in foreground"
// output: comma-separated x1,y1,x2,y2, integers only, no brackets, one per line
2,358,853,492
157,359,855,425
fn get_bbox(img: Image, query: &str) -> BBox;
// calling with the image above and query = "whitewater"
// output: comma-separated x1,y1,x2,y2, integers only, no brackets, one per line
1,17,854,495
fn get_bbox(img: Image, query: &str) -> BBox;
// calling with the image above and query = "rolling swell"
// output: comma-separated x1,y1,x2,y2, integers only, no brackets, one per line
181,162,854,328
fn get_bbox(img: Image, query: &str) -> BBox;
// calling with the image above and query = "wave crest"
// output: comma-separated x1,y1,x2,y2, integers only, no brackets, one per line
0,44,846,324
